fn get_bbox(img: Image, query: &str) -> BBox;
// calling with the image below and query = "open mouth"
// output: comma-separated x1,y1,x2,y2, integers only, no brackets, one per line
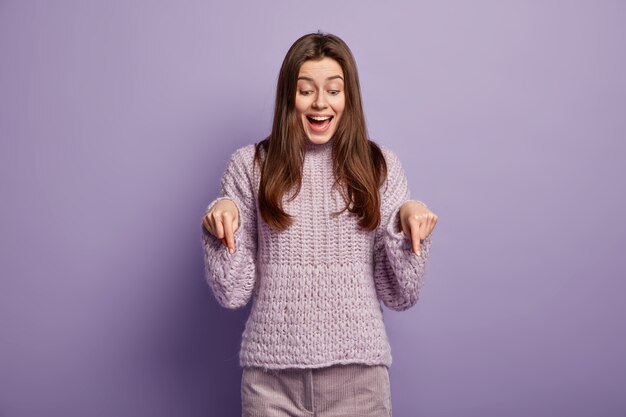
306,115,333,132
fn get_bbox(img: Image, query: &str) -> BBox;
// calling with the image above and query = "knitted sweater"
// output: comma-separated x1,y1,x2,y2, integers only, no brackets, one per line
201,137,432,370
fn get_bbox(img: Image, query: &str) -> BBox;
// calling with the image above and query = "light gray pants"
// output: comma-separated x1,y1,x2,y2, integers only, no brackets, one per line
241,363,392,417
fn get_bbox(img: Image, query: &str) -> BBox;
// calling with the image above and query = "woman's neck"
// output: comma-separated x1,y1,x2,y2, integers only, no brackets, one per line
305,137,335,152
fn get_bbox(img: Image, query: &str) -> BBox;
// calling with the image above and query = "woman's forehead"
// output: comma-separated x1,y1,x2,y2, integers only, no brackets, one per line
298,57,344,80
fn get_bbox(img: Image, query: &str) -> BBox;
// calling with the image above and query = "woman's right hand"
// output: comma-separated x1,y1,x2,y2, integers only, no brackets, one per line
202,199,239,254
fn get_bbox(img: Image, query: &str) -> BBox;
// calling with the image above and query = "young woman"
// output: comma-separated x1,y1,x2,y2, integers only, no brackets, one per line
201,32,437,417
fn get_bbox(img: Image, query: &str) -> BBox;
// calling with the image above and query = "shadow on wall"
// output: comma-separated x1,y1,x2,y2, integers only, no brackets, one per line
158,263,251,416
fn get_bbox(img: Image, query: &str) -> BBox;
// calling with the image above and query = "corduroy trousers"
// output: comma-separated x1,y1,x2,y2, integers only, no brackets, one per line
241,363,392,417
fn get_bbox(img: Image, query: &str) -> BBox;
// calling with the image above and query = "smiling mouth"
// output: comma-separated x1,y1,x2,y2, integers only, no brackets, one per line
306,115,334,133
306,115,333,125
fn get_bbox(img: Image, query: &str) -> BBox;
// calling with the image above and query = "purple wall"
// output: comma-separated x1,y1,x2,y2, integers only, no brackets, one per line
1,1,625,416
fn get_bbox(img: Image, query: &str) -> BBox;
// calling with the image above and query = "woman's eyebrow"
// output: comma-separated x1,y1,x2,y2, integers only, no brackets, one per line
297,75,344,82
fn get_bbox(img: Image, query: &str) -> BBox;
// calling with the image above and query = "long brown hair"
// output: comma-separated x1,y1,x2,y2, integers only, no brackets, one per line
253,32,387,231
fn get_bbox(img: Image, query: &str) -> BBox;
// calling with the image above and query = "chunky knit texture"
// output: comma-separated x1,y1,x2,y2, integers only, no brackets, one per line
201,137,432,370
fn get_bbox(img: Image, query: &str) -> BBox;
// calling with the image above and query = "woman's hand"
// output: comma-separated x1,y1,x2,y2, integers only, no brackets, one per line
399,200,438,256
202,199,240,254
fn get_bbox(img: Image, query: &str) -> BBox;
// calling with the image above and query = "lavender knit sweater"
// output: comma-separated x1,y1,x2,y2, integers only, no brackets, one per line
201,137,432,370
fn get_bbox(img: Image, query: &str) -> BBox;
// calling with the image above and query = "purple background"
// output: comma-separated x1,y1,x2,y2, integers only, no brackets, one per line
1,1,625,416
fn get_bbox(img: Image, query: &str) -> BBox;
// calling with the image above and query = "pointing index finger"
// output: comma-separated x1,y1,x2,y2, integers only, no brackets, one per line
222,213,235,254
409,218,421,256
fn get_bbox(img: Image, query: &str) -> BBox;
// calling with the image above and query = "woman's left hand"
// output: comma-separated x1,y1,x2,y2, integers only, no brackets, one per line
399,201,438,256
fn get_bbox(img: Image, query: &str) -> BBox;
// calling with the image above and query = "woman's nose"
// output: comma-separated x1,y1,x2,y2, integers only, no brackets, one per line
312,92,327,109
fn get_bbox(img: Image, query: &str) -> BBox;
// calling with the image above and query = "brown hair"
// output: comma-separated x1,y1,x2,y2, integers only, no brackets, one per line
253,32,387,231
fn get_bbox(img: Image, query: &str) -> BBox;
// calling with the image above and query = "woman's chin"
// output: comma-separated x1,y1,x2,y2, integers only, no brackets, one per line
305,129,337,144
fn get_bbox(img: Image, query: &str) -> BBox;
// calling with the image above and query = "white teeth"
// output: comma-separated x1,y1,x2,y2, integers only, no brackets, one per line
310,116,331,121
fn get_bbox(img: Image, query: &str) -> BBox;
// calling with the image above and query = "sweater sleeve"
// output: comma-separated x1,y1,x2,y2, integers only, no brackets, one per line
373,147,432,311
201,146,258,309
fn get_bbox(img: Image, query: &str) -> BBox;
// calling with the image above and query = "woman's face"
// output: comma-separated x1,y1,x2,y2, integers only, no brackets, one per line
295,57,345,145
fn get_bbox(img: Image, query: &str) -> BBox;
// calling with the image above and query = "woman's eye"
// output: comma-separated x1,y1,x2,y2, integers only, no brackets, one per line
299,90,313,96
328,90,340,96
